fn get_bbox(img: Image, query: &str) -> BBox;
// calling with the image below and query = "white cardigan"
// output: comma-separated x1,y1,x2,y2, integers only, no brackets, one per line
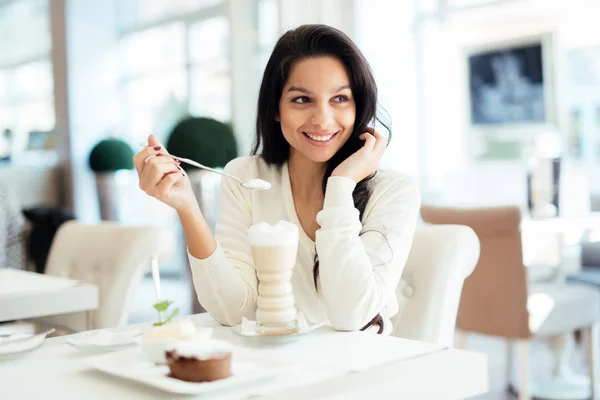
188,156,420,333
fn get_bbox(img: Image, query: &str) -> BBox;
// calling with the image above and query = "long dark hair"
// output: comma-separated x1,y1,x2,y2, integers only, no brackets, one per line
251,24,391,290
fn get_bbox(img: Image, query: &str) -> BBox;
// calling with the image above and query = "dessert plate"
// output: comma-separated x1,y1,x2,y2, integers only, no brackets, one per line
87,348,297,395
65,330,142,352
0,329,55,362
231,314,326,344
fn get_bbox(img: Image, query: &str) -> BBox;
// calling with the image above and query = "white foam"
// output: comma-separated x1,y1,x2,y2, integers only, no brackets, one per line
243,179,271,190
166,339,233,360
248,220,299,246
142,319,202,342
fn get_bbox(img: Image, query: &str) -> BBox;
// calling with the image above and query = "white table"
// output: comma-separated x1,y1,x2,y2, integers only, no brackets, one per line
0,269,98,327
0,313,488,399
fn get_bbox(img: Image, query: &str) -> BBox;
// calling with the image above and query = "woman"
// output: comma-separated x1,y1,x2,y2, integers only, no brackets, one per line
134,24,420,335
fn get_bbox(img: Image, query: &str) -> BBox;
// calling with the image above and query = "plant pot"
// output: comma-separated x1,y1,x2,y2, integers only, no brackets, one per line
95,172,118,221
187,170,222,233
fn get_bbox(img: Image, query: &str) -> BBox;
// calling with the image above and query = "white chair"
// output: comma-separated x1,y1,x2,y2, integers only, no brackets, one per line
391,225,481,347
30,221,175,332
421,205,600,400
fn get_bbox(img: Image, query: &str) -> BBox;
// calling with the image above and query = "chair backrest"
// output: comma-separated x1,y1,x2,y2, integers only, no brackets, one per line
41,221,175,331
391,225,480,347
420,205,530,339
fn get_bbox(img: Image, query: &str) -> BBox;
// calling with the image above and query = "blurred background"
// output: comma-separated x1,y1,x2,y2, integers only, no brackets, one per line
2,1,600,397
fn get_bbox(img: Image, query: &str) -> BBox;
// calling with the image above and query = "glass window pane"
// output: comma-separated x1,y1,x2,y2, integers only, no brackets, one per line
0,106,16,131
14,61,53,101
121,69,188,143
120,23,186,77
118,0,223,31
189,60,231,122
258,0,278,51
447,0,499,8
0,70,10,103
189,17,229,63
0,0,50,66
12,99,55,153
416,0,439,14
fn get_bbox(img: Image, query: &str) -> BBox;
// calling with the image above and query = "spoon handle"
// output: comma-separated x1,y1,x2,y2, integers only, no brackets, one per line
166,154,243,185
139,143,244,186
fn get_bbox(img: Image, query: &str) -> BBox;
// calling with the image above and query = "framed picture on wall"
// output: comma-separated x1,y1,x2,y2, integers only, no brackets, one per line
466,33,556,128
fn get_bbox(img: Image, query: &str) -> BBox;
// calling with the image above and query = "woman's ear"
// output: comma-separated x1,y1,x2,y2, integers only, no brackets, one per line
274,115,280,122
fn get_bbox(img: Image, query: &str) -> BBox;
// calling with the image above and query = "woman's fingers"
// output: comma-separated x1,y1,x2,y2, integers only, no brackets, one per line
133,135,169,174
155,170,184,199
371,129,387,153
139,158,181,193
133,145,163,175
360,131,376,150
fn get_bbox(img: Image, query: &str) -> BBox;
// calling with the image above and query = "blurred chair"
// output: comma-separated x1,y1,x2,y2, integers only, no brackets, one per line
391,225,480,348
421,205,599,400
0,185,27,270
29,221,175,332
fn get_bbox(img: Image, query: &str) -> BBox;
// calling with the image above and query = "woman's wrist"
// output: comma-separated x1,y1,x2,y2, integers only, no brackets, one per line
177,201,202,221
323,175,356,209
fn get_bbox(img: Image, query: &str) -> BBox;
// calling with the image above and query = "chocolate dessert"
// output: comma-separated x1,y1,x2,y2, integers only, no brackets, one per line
165,340,233,383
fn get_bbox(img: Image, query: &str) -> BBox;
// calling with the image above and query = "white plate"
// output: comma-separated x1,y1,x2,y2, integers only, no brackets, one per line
87,348,297,395
231,324,315,345
65,330,141,352
0,335,46,362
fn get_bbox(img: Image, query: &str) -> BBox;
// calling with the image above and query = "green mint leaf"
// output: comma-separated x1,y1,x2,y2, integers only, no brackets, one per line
163,308,180,325
153,300,173,313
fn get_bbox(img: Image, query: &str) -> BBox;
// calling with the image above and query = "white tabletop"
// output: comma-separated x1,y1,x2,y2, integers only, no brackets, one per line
0,313,488,399
0,269,98,322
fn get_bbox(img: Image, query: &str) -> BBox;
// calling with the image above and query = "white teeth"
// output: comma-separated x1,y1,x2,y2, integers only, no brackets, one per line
306,133,334,142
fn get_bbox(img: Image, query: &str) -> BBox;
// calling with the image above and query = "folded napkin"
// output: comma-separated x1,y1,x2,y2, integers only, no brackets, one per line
240,313,326,336
236,329,445,373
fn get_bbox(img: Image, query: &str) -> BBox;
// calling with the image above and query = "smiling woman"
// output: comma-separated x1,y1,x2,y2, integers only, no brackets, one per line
278,57,355,161
133,24,421,335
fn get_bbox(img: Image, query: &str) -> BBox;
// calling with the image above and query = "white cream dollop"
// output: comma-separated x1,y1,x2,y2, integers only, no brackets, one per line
166,339,233,360
142,319,209,342
243,179,272,191
248,220,299,246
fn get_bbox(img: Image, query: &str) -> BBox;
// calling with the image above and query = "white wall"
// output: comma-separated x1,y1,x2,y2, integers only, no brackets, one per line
418,0,600,212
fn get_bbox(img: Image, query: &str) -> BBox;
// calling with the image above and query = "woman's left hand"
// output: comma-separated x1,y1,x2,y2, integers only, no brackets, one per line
331,129,387,183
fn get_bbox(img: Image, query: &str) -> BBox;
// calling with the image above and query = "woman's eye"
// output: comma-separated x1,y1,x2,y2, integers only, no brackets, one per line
292,96,310,104
332,95,349,103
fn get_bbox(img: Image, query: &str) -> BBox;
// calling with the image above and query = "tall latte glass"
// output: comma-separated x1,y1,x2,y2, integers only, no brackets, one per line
248,221,299,333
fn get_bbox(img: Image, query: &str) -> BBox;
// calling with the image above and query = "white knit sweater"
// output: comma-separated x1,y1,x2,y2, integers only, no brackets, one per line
188,156,420,333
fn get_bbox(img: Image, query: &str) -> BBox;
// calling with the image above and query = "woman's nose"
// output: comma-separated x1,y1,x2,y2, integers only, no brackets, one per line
310,104,334,128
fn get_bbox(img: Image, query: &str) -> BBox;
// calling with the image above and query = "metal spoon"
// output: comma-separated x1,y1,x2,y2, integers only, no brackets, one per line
139,143,271,191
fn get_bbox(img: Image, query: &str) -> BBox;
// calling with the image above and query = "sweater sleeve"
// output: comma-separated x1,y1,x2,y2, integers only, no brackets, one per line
315,174,420,331
187,159,258,326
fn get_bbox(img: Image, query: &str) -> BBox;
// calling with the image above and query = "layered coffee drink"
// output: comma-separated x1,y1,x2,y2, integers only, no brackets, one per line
248,221,299,331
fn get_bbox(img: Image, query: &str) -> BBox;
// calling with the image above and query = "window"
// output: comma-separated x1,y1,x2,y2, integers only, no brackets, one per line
118,0,223,31
0,0,54,159
117,4,233,144
188,17,231,122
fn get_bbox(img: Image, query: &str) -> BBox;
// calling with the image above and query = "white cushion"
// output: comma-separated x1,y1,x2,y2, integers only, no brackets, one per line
392,225,480,346
529,282,600,337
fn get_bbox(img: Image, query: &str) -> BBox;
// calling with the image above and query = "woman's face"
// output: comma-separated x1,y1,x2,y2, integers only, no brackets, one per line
278,56,356,164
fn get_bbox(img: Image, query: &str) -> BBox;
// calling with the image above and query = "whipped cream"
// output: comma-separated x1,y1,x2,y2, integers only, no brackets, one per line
248,220,299,246
142,319,207,342
166,339,233,360
243,179,272,191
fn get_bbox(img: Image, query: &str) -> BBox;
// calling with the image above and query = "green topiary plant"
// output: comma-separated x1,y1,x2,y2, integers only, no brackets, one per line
89,138,135,172
165,117,237,172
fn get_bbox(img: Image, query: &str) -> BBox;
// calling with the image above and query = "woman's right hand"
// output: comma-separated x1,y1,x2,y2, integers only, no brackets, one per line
133,135,197,213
